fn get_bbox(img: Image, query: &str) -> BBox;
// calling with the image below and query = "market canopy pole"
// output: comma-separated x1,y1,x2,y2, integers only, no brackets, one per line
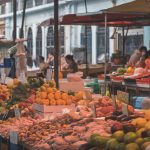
20,0,27,38
54,0,59,88
13,0,17,43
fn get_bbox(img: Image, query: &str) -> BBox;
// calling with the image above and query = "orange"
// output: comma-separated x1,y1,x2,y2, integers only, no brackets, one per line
41,92,47,99
55,92,61,100
47,87,53,93
48,93,54,100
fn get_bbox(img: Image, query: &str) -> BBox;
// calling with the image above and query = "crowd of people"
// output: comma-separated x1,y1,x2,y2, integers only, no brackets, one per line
38,53,78,77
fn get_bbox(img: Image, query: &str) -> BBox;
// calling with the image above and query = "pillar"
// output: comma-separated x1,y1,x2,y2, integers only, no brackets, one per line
91,26,97,64
32,24,37,59
42,26,46,58
109,27,115,56
144,26,150,49
65,25,71,54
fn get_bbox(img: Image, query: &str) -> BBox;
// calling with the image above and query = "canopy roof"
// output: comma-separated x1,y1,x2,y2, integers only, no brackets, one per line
40,0,150,27
105,0,150,14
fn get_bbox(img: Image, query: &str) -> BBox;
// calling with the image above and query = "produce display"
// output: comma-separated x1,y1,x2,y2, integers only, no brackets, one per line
35,86,72,105
0,77,150,150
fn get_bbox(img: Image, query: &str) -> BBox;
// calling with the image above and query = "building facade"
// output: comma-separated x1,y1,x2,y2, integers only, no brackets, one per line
0,0,150,64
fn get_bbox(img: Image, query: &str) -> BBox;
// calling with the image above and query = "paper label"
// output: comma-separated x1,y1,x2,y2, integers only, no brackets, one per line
91,103,97,118
14,108,21,118
62,108,71,114
111,95,117,110
84,90,92,100
117,90,129,104
10,131,18,144
122,103,129,116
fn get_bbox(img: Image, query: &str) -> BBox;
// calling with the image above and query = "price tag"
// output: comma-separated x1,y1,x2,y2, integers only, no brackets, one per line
84,90,92,100
62,108,70,114
122,103,129,116
14,108,21,118
117,90,129,104
90,103,97,118
10,131,18,145
111,95,117,110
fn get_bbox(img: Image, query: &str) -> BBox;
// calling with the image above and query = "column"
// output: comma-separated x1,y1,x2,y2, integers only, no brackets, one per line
5,2,11,13
65,25,71,54
109,27,115,56
42,26,46,58
92,26,97,64
144,26,150,49
77,26,81,47
32,24,37,59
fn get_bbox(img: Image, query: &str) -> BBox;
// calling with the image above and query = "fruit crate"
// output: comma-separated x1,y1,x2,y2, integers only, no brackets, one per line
33,103,76,119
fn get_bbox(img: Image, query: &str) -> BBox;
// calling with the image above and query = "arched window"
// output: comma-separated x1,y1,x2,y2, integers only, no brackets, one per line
36,27,42,58
35,0,43,6
27,27,33,55
47,26,54,56
96,27,109,62
26,0,33,8
80,26,92,63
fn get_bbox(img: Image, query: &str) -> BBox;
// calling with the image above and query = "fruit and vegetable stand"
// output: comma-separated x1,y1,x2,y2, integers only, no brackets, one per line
0,76,150,150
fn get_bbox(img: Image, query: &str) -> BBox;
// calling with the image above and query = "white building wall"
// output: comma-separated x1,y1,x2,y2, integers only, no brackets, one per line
2,0,148,64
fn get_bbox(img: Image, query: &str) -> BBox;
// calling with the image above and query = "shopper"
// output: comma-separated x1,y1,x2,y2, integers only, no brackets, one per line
60,54,68,70
39,56,48,76
8,53,16,78
47,53,54,67
127,46,147,67
65,54,78,73
145,50,150,70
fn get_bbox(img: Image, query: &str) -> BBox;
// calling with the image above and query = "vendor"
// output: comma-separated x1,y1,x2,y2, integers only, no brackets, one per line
145,50,150,70
65,54,78,73
127,46,147,67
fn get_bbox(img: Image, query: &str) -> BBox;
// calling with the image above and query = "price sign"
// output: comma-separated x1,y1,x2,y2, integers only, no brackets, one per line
122,103,129,116
10,131,18,145
62,108,70,114
90,103,97,118
14,108,21,118
84,90,92,100
111,95,117,110
117,90,129,104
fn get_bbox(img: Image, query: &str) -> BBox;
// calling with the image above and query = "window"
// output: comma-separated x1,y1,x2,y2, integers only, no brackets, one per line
1,4,5,14
60,26,64,47
47,0,53,3
80,26,92,63
27,28,33,55
35,0,43,6
96,27,109,62
36,27,42,58
59,26,65,54
47,26,54,56
26,0,33,8
118,34,143,55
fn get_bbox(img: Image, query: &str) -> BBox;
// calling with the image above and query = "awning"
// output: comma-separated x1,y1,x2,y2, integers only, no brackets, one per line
105,0,150,14
39,12,150,27
39,0,150,27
